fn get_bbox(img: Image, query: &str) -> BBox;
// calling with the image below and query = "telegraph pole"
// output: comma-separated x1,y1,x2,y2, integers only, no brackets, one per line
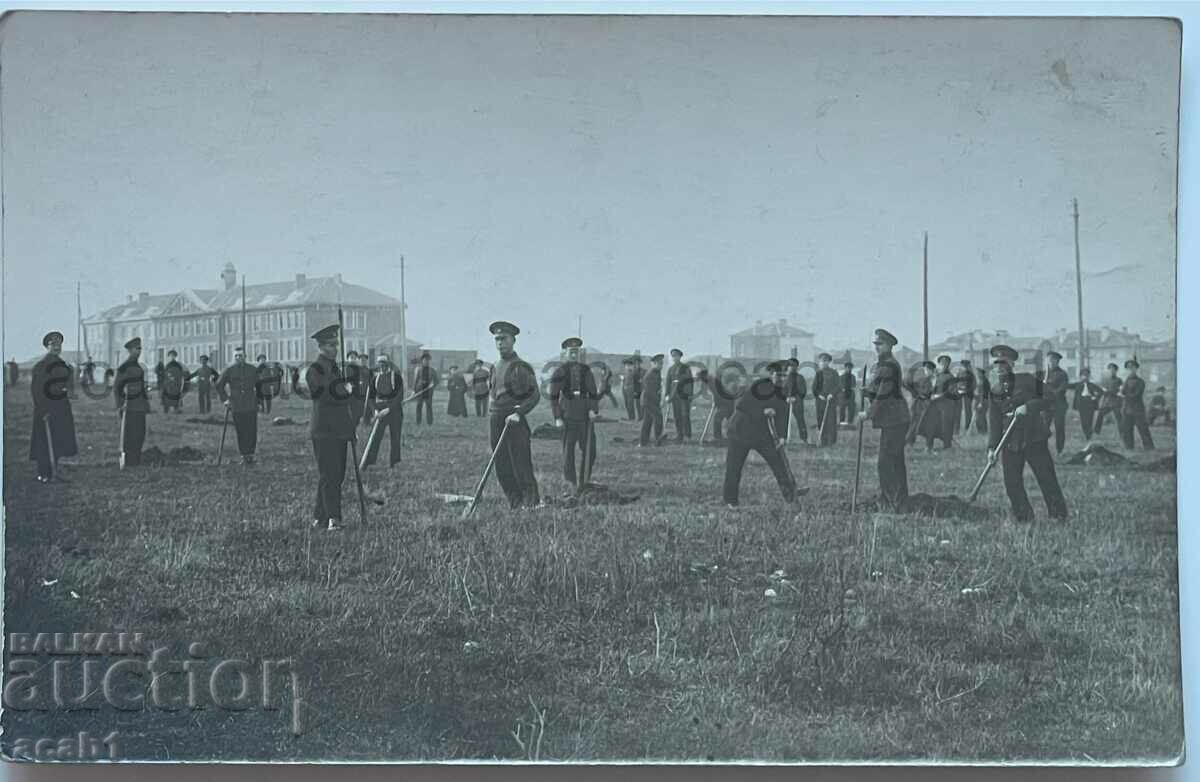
922,231,929,362
241,276,247,353
1073,199,1087,371
399,255,409,376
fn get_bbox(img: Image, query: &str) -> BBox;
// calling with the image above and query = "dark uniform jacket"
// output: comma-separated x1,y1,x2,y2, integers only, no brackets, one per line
784,370,807,401
216,362,261,414
488,353,540,418
306,355,355,440
1071,380,1103,410
550,361,599,421
256,363,278,398
163,360,187,397
958,370,976,399
727,378,788,444
625,366,644,397
189,364,219,388
472,366,492,398
114,358,150,412
987,371,1051,452
640,367,663,409
414,366,439,398
1044,366,1070,412
1121,376,1147,414
367,368,405,414
30,352,79,458
1099,376,1122,411
933,370,959,401
865,357,910,429
840,371,857,401
666,363,694,401
812,367,839,399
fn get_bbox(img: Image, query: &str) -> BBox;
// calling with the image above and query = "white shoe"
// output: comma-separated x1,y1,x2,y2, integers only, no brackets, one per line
325,519,342,531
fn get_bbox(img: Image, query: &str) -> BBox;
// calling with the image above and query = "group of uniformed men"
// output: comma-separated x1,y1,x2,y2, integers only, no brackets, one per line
22,318,1170,530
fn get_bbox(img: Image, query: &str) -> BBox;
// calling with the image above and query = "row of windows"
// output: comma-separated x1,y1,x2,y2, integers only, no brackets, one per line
157,319,218,338
221,310,366,334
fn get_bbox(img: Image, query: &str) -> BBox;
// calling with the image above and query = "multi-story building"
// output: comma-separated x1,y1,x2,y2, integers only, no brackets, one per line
730,319,816,363
83,263,407,372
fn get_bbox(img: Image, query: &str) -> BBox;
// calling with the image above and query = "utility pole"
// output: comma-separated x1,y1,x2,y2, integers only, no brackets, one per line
577,315,582,340
241,276,247,354
399,255,409,378
922,231,929,362
1073,199,1087,371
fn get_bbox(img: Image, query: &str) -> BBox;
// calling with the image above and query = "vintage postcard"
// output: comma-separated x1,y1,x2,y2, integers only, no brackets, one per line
0,10,1182,763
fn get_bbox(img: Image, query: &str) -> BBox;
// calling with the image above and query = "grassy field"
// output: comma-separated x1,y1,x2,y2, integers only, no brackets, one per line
1,384,1182,763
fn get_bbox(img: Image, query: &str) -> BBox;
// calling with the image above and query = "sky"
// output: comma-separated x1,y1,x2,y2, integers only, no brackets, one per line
0,12,1180,362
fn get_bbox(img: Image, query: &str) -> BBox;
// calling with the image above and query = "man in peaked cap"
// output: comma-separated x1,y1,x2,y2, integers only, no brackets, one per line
306,324,358,531
957,359,977,434
811,352,839,446
783,357,808,443
1069,366,1103,440
1119,358,1155,450
904,360,938,451
413,351,439,426
1042,350,1070,455
930,354,958,450
985,344,1067,522
114,336,150,466
550,337,600,489
1094,362,1124,436
723,361,804,506
472,359,492,417
623,356,644,421
216,346,261,465
666,348,693,441
256,353,278,416
859,329,911,511
29,331,79,483
639,354,666,446
486,320,541,508
362,353,405,469
161,349,188,414
188,354,219,414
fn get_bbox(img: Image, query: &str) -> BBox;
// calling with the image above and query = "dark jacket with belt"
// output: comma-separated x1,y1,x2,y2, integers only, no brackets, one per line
640,368,663,409
865,357,910,429
1044,366,1070,413
114,359,150,413
367,368,405,415
216,362,261,414
1121,376,1147,414
306,355,355,440
550,361,599,421
727,378,788,444
987,371,1050,451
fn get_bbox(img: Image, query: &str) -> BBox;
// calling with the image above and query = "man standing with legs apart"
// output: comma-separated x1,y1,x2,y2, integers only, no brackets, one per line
30,331,79,483
958,360,977,434
666,348,693,441
362,353,403,469
812,353,839,446
639,354,666,447
1042,350,1070,455
1070,367,1102,441
114,338,149,466
189,355,219,414
472,359,491,417
487,321,541,509
1119,358,1155,451
216,346,261,466
985,345,1068,522
838,361,857,424
550,337,599,490
723,361,804,507
1095,362,1123,436
784,357,808,443
859,329,910,512
306,325,356,531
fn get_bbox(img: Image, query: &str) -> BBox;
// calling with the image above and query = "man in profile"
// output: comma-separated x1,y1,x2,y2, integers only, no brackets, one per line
722,361,803,507
29,331,79,483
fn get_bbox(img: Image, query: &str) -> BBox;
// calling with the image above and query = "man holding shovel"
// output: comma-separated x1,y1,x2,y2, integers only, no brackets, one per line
485,321,542,509
549,336,599,492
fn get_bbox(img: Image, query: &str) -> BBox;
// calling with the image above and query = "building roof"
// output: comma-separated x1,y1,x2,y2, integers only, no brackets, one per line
1052,327,1144,348
372,333,424,350
732,319,815,338
84,293,180,323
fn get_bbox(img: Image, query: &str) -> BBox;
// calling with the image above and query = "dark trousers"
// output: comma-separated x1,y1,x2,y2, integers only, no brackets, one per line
722,438,796,505
260,395,273,415
1095,406,1122,435
1077,401,1097,440
624,393,640,421
1001,438,1068,521
672,397,691,439
974,403,988,435
161,393,180,413
639,404,664,445
961,396,974,432
123,411,147,466
815,397,838,445
312,438,348,521
786,399,807,442
490,415,539,508
362,411,402,468
838,396,857,424
1048,406,1067,453
1120,409,1155,450
233,410,258,455
712,405,733,441
877,424,909,512
936,400,956,447
475,395,489,417
198,387,212,414
416,395,433,425
562,419,596,486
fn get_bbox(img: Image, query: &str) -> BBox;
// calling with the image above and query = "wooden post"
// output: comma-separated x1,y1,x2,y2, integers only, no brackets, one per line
1073,199,1087,371
922,231,929,362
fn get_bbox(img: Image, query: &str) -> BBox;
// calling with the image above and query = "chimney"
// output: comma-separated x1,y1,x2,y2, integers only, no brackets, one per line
295,273,306,286
221,262,237,291
138,292,149,306
126,294,134,304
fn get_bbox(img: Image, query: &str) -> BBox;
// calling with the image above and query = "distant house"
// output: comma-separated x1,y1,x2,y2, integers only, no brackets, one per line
1051,327,1174,386
730,319,816,363
82,263,407,371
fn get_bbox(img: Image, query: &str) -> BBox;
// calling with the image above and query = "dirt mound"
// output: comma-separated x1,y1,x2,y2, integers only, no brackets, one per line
272,416,301,426
1136,454,1176,473
553,483,641,508
1064,443,1131,467
853,493,991,521
185,416,225,426
141,446,208,466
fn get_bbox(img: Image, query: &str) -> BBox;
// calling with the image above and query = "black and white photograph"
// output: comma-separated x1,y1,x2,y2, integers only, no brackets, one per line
0,10,1183,764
